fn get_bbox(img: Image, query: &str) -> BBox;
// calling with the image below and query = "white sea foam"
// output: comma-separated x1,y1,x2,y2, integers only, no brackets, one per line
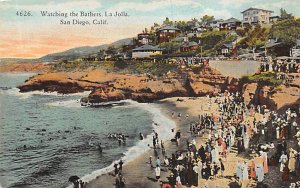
1,88,91,99
66,100,176,187
0,72,36,77
46,99,82,108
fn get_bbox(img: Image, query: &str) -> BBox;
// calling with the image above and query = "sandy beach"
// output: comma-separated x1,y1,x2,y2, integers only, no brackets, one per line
85,96,262,188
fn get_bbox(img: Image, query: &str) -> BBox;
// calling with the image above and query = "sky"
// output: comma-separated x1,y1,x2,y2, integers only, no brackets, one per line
0,0,299,58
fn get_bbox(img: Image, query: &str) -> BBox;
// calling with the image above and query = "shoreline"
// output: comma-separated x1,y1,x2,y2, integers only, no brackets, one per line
82,99,189,188
84,97,216,188
71,100,180,188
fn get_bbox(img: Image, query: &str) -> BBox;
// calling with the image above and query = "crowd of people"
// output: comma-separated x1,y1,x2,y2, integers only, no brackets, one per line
146,91,299,188
260,58,300,73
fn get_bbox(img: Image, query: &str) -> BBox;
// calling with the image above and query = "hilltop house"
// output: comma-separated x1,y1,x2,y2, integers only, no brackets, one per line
241,8,273,26
220,18,242,31
156,25,181,43
137,32,151,46
269,16,281,24
132,44,162,59
180,41,199,52
191,26,207,37
260,38,281,55
208,19,224,31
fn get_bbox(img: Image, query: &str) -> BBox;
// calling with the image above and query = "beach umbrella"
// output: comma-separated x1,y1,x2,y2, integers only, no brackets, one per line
69,175,80,183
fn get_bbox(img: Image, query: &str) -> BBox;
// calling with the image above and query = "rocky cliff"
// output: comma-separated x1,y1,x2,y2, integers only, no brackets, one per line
18,67,240,103
18,67,299,109
243,82,300,112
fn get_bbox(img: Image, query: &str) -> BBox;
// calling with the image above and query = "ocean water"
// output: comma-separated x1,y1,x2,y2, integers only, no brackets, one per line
0,73,175,188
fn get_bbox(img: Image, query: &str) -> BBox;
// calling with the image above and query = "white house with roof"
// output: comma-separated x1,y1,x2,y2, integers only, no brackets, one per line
220,18,242,30
291,40,300,57
208,19,224,30
241,8,273,26
132,44,162,59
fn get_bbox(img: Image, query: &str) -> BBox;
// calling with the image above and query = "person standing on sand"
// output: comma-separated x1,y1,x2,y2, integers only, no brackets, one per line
119,160,123,171
255,156,264,183
213,162,219,179
155,165,161,182
193,162,201,180
250,160,256,179
260,151,268,174
279,151,288,172
219,158,225,178
114,163,119,175
241,161,249,181
288,148,297,176
236,161,242,181
149,156,153,168
156,157,161,167
152,136,156,149
176,175,181,186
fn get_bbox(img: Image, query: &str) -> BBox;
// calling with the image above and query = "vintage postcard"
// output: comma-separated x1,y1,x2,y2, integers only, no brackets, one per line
0,0,299,188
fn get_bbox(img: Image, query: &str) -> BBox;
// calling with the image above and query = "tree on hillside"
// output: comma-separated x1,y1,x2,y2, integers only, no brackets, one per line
159,41,181,54
97,49,105,59
280,8,294,20
191,18,199,25
270,18,300,47
150,26,155,34
106,46,118,56
163,17,172,25
238,25,269,58
200,15,214,25
199,30,227,51
153,22,160,27
236,28,247,37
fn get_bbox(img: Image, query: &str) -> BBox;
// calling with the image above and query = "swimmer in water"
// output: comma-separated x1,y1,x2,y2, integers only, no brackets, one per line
88,137,93,146
98,143,102,153
139,133,144,140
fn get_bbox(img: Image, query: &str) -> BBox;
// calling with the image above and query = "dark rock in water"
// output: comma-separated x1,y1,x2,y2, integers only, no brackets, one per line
26,128,30,130
65,130,70,133
41,129,46,132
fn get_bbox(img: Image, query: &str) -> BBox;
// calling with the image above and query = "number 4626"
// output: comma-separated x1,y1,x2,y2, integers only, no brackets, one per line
16,11,32,16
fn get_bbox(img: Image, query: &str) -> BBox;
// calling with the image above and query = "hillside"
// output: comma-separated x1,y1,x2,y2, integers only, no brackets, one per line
0,38,132,64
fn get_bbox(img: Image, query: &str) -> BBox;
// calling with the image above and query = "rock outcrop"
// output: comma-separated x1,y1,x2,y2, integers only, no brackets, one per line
243,82,300,112
188,67,240,96
18,73,107,93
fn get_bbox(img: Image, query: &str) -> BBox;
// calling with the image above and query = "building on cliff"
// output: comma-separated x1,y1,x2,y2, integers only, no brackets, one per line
180,41,199,52
137,32,152,46
156,25,181,43
132,44,162,59
241,7,273,26
220,18,242,31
